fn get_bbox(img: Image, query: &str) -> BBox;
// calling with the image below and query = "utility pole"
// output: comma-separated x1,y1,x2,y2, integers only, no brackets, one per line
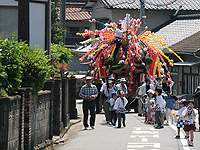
140,0,146,33
18,0,29,44
60,0,66,44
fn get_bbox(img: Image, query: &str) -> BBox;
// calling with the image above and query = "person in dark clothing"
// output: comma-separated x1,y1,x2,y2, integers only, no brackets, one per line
79,77,98,130
162,77,170,94
94,78,102,114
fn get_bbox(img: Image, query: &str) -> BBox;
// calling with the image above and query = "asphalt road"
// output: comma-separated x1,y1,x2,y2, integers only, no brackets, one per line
53,99,200,150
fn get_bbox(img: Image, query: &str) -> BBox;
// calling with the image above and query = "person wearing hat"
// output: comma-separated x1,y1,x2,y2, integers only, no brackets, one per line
175,99,187,139
138,78,155,116
103,80,116,124
113,23,126,58
145,89,155,123
114,91,128,128
79,76,98,130
116,78,128,96
109,92,118,126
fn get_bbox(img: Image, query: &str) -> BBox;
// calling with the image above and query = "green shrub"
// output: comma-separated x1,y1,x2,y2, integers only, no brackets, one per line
0,37,23,96
50,43,74,64
50,43,74,77
0,35,53,96
20,46,51,94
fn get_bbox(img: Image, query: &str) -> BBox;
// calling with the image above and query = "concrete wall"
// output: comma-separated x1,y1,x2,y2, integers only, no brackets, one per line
0,0,18,6
92,0,112,20
68,54,89,71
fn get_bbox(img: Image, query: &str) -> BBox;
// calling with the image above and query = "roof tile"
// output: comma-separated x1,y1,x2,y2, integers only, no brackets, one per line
153,19,200,53
101,0,200,10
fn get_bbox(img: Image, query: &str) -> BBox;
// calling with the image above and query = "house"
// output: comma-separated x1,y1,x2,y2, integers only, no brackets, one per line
0,0,51,55
64,3,92,48
83,0,200,31
61,3,92,71
154,14,200,97
81,0,200,97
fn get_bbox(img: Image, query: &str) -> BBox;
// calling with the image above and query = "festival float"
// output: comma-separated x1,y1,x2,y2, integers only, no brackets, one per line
77,14,183,98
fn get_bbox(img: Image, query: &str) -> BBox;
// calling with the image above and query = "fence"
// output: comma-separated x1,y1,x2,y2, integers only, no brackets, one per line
0,76,77,150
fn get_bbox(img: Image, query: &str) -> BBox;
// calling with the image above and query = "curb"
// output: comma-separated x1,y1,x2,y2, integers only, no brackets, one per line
44,118,82,150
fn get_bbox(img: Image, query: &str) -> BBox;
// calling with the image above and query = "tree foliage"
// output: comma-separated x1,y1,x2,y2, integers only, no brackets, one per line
51,0,66,44
0,35,53,96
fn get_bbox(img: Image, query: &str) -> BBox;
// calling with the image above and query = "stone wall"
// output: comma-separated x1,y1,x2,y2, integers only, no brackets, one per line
0,95,21,150
0,76,77,149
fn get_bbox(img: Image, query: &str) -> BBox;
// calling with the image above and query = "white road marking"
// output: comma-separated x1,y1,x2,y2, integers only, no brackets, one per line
170,124,190,150
130,135,159,138
129,127,160,149
127,143,160,148
132,131,159,134
141,138,148,142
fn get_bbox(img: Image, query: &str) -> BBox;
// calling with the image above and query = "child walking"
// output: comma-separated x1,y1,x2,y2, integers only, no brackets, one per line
109,92,117,126
145,89,155,123
154,88,165,129
183,100,198,146
175,99,187,139
114,91,128,128
149,99,155,124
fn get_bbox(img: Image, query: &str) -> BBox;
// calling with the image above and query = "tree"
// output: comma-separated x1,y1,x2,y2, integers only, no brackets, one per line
51,0,66,44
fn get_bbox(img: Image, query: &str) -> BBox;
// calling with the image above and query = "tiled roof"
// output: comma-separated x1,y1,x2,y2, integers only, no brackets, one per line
152,19,200,53
162,31,200,53
100,0,200,10
66,6,91,21
58,3,91,21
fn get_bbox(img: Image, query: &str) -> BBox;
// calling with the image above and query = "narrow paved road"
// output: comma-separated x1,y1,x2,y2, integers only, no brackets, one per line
54,99,200,150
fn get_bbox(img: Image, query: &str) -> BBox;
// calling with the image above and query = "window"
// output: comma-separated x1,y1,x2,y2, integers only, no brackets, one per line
0,7,18,39
192,66,198,74
183,66,190,73
70,27,79,36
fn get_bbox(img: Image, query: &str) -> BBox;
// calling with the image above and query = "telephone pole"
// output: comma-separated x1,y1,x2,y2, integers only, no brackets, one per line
60,0,66,44
140,0,146,32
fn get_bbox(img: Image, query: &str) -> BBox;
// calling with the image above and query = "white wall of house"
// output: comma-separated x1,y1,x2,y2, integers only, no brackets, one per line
92,1,112,20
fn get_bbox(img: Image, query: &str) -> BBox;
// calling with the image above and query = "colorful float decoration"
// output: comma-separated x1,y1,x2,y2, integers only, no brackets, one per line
77,14,183,92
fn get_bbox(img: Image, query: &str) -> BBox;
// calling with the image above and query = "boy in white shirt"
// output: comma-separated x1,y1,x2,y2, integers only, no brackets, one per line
183,100,198,146
109,92,117,126
175,99,187,139
114,91,128,128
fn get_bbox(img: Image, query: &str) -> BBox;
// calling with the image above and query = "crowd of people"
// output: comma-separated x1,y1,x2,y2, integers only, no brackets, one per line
79,75,198,147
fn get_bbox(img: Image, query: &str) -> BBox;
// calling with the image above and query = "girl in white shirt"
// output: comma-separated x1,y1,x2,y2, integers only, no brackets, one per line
183,100,198,146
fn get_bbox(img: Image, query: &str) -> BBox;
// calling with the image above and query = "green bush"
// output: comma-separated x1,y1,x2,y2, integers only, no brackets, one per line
0,35,52,96
20,46,51,94
0,37,23,96
50,43,74,64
